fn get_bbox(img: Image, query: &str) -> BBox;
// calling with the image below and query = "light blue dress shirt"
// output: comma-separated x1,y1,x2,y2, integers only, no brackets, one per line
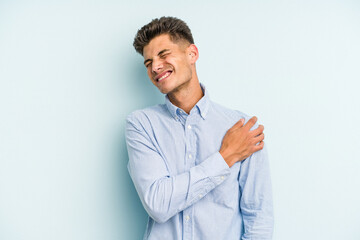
125,83,273,240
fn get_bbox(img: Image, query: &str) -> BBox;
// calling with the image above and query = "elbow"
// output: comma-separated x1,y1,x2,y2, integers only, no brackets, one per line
146,208,171,223
142,179,173,224
143,199,172,223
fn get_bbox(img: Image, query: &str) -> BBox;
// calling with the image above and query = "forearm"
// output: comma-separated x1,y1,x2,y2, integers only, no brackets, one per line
130,152,230,223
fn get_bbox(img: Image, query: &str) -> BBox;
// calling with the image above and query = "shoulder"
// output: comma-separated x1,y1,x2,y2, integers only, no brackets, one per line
125,104,168,127
210,101,250,120
210,101,258,130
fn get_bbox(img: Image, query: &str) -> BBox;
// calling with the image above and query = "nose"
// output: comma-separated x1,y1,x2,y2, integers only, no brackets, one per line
152,59,163,74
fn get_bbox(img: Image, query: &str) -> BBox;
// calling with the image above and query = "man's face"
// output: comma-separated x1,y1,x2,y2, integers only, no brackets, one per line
143,34,194,94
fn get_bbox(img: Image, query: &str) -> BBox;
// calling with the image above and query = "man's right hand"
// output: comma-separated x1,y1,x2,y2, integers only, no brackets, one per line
219,116,265,168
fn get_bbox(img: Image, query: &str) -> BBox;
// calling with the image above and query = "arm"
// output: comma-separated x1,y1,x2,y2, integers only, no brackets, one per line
125,115,230,223
239,143,274,239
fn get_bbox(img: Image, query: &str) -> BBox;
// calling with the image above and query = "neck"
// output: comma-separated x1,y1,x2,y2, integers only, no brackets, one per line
167,78,203,114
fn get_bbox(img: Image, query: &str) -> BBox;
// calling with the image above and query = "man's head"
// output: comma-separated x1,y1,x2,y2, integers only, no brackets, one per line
133,17,199,95
133,16,194,56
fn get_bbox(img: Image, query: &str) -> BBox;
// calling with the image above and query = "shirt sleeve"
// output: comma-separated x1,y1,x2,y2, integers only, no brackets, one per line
125,114,231,223
239,143,274,239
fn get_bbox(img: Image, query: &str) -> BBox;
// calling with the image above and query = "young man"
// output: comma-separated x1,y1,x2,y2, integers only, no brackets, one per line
125,16,273,240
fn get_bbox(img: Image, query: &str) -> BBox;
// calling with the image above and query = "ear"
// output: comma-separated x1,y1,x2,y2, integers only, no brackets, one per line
187,44,199,64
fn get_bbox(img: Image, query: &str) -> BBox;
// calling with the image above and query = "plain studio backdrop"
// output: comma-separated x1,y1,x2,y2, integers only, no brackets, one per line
1,0,359,239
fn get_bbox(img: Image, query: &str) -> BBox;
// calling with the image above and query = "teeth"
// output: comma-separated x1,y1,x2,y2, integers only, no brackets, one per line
158,72,171,81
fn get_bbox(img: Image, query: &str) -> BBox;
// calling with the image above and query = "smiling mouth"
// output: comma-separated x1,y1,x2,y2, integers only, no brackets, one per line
156,71,172,82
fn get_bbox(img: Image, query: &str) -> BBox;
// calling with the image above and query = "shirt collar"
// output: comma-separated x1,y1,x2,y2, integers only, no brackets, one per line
165,82,210,120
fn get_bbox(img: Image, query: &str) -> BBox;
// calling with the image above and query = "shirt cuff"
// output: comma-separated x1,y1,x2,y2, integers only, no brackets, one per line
200,151,231,185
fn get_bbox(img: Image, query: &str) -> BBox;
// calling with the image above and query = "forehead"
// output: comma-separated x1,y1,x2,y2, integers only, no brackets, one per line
143,34,185,58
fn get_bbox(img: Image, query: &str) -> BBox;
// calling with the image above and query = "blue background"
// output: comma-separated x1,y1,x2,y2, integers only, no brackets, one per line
1,0,360,239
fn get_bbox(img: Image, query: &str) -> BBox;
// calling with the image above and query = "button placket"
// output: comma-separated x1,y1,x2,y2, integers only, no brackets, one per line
183,209,193,240
184,118,193,169
183,115,197,239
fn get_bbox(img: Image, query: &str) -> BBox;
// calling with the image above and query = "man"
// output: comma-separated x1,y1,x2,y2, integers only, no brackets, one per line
125,16,273,240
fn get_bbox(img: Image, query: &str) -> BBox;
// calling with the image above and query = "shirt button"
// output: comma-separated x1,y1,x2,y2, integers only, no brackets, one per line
199,194,203,198
189,154,192,159
185,215,190,221
187,125,192,129
220,176,225,180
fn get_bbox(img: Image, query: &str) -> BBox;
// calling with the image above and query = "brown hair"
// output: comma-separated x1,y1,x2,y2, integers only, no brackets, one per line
133,16,194,55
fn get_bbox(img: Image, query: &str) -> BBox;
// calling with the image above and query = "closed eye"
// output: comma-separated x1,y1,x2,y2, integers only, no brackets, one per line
160,53,170,58
145,62,152,68
144,49,171,67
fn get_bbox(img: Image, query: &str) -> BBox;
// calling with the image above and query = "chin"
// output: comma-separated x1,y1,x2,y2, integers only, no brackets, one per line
156,81,177,94
158,86,173,94
158,88,169,94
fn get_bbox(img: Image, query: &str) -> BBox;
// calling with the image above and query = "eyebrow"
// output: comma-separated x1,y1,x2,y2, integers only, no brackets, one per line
144,49,171,66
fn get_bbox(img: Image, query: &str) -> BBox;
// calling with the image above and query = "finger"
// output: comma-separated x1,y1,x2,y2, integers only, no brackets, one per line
231,118,245,130
253,133,265,143
253,141,264,152
251,124,264,136
244,116,257,130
